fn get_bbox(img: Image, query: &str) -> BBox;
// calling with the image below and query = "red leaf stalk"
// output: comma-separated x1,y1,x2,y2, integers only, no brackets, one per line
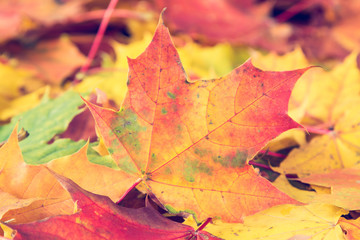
75,0,119,83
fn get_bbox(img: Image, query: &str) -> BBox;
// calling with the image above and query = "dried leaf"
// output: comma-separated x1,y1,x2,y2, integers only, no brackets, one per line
0,90,85,164
8,171,220,240
0,124,137,224
84,15,307,222
198,204,347,240
299,166,360,209
338,217,360,240
280,52,360,177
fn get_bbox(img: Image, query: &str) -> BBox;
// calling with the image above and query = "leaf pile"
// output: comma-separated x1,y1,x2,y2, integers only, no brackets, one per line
1,1,360,239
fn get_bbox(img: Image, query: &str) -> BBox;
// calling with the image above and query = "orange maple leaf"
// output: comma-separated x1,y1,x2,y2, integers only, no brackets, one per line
83,14,310,222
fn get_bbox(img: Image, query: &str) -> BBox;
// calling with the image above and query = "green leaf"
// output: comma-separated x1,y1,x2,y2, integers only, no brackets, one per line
0,90,86,164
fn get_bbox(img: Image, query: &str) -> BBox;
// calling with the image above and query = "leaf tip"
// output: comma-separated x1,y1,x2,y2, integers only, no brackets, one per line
159,7,167,24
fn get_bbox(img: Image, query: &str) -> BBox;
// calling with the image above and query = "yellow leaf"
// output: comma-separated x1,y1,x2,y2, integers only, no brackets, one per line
272,175,315,203
0,62,44,120
203,204,347,240
0,86,46,121
265,129,306,152
277,52,360,177
0,223,16,239
178,42,249,79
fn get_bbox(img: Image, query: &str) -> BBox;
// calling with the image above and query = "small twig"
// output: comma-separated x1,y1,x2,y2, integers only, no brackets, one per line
275,0,313,22
303,125,332,135
248,160,273,170
259,149,287,158
74,0,119,84
196,218,212,232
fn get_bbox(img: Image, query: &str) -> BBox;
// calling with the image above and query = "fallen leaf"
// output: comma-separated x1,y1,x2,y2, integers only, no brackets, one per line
251,47,319,122
8,170,220,240
0,90,85,164
0,124,73,224
0,87,46,121
177,40,250,80
299,166,360,210
288,0,360,61
198,204,347,240
0,124,137,224
155,0,291,52
84,15,308,222
279,52,360,177
338,217,360,240
0,191,40,220
0,223,16,239
250,48,316,152
14,36,86,84
272,175,315,203
0,0,86,43
0,61,43,120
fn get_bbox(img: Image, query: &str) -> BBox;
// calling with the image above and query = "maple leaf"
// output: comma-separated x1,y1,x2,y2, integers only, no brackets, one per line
0,124,136,224
195,204,348,239
0,0,86,43
83,15,309,222
299,165,360,210
0,61,44,120
285,0,360,61
8,170,220,240
0,192,40,220
272,175,316,204
0,90,85,164
14,36,87,84
338,217,360,240
154,0,290,52
277,52,360,177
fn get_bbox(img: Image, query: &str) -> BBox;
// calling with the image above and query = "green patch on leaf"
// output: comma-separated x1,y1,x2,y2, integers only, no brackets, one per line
117,155,139,174
212,150,247,168
183,158,213,182
0,90,86,164
167,91,176,99
161,107,168,115
194,147,210,157
163,166,172,175
107,148,115,155
151,153,157,164
111,108,147,154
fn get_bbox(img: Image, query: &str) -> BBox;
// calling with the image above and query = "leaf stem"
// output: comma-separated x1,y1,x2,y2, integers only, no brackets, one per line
248,160,272,170
275,0,313,22
303,126,332,135
196,218,212,232
75,0,119,83
259,150,287,158
116,178,142,204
